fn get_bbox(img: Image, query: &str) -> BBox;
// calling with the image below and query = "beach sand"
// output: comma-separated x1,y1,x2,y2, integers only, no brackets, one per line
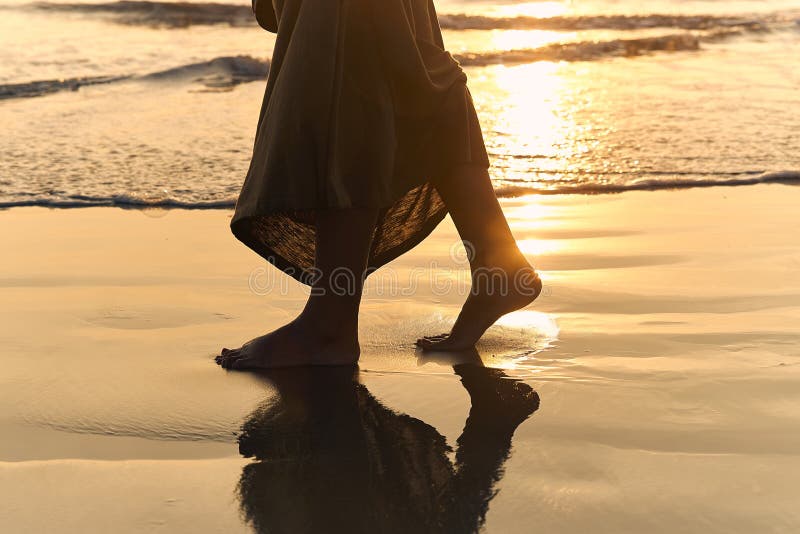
2,185,799,532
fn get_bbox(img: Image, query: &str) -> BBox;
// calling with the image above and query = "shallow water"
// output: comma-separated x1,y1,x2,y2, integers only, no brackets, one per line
1,0,798,207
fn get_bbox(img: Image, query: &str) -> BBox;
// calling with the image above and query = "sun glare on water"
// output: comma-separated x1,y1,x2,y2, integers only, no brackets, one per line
483,60,596,191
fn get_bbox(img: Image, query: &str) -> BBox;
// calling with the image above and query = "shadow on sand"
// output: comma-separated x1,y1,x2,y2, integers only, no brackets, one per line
235,351,540,533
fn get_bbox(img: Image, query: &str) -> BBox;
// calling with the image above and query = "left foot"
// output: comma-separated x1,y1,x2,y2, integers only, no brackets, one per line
215,315,359,369
416,252,541,352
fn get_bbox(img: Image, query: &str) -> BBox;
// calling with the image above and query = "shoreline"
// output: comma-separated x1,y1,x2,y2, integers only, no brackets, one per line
2,176,799,210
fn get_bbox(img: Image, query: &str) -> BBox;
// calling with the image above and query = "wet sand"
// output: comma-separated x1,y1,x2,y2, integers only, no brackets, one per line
2,185,800,532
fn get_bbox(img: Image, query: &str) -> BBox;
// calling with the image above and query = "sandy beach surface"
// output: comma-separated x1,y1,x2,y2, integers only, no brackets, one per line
2,185,799,532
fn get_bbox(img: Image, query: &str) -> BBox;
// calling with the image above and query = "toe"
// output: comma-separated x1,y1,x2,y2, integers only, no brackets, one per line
417,336,450,349
215,353,233,366
420,336,475,352
421,339,449,351
221,356,240,370
231,356,259,370
217,352,243,369
416,333,448,346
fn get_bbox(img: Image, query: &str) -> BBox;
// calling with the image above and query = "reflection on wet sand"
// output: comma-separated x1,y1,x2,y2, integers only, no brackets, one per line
236,355,540,533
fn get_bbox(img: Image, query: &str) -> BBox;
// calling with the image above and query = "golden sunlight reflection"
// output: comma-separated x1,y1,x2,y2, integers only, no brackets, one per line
503,197,566,282
496,310,559,334
483,61,594,189
505,197,560,227
490,310,560,370
516,238,561,257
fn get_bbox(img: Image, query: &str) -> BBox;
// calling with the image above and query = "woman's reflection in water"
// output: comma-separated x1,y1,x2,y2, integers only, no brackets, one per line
236,353,539,534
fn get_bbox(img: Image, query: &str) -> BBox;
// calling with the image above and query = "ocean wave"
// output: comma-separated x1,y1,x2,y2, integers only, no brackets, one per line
2,172,797,209
3,26,746,100
0,194,237,209
0,75,131,100
454,20,776,66
0,26,743,101
27,0,254,28
456,33,703,66
494,171,800,197
140,55,269,86
438,13,768,32
0,55,269,100
22,1,774,32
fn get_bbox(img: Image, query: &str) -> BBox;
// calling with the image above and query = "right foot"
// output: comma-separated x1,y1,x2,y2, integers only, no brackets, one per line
216,316,359,370
416,252,541,352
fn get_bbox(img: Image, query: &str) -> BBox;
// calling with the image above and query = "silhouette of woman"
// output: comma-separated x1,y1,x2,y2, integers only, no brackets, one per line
217,0,542,369
235,359,539,533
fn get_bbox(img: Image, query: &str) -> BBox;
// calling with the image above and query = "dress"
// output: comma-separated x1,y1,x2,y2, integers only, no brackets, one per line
232,0,490,284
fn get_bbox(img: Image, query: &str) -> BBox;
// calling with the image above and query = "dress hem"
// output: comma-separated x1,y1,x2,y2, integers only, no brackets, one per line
231,161,489,286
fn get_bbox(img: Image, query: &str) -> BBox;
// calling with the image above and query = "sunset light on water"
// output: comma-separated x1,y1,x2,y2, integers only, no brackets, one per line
2,0,800,531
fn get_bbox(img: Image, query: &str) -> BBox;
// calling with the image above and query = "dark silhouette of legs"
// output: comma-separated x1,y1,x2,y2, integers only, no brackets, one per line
234,360,539,533
216,163,541,366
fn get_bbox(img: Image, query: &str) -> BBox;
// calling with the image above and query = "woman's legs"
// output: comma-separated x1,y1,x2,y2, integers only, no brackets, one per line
216,164,538,365
417,165,541,351
217,208,378,369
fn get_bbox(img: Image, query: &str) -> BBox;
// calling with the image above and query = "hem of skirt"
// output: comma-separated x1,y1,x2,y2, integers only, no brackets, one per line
231,200,447,286
231,162,489,286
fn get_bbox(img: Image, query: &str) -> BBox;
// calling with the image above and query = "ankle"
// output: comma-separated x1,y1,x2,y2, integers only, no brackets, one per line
470,245,529,273
295,307,359,342
468,250,539,299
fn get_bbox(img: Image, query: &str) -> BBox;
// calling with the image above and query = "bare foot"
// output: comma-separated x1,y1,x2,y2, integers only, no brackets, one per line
216,316,360,369
416,252,541,352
